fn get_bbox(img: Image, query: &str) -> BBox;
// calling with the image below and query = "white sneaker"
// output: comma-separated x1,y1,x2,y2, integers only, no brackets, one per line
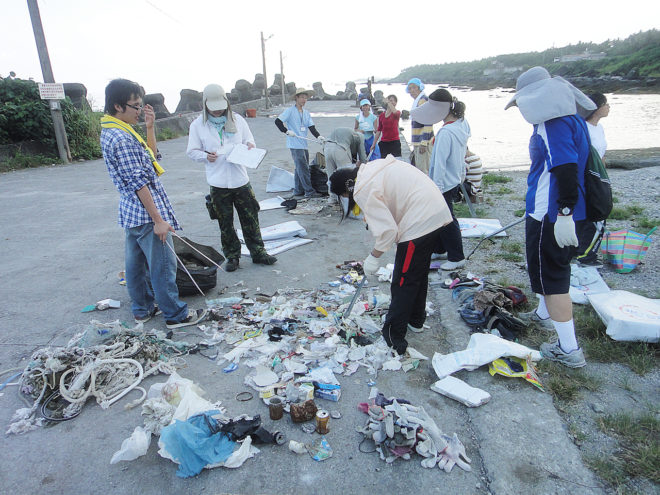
431,252,448,260
166,308,208,330
540,341,586,368
407,323,423,333
440,259,466,271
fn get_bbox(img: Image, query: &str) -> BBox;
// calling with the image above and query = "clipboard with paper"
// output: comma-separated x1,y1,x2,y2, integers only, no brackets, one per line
227,143,267,169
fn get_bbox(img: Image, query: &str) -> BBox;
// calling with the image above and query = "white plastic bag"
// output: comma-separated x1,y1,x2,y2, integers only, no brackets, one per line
588,290,660,343
569,264,610,304
266,166,294,192
432,333,542,380
110,426,151,464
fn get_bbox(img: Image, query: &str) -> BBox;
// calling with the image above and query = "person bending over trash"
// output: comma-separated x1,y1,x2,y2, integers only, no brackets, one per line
329,156,452,356
275,88,325,199
505,66,596,368
323,127,367,205
187,84,276,273
100,79,207,330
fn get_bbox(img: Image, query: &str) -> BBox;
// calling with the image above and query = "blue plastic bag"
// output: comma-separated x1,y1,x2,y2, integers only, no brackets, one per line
159,410,236,478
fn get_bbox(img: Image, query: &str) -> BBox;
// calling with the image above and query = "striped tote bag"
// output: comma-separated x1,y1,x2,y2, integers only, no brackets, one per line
602,227,656,273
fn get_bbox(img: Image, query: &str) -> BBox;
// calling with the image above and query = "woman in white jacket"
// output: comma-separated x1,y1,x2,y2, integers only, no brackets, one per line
329,157,452,356
186,84,275,272
411,89,470,271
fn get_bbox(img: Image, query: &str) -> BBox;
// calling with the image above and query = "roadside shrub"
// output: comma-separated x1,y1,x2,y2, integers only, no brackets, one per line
156,127,177,141
0,152,59,172
0,76,102,161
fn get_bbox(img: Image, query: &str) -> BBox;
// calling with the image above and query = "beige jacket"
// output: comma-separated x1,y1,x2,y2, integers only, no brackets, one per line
354,155,453,253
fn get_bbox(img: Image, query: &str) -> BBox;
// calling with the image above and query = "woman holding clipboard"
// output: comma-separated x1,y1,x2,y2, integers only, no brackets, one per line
187,83,276,272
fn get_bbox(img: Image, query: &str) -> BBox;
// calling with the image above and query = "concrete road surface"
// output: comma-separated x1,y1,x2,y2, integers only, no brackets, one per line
0,101,602,494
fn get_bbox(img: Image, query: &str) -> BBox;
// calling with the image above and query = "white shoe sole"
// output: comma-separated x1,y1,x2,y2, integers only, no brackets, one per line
440,260,466,271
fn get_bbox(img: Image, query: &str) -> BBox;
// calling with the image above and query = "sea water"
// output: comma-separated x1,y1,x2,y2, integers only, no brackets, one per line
325,83,660,170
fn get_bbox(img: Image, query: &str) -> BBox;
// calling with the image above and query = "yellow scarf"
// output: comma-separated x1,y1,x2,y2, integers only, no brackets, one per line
100,114,165,176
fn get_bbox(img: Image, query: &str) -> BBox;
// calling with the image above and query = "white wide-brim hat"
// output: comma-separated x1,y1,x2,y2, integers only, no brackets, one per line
505,66,596,124
410,93,451,125
294,87,315,97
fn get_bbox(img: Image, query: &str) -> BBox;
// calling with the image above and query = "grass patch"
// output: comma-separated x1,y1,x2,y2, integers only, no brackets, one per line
496,253,524,262
156,127,179,141
584,455,628,488
634,217,659,230
573,306,658,375
513,208,525,217
608,204,645,220
598,412,660,483
493,276,516,287
501,240,523,254
492,186,514,195
453,202,490,218
568,422,588,444
539,361,601,402
482,174,512,185
494,240,524,262
0,152,60,172
612,195,620,203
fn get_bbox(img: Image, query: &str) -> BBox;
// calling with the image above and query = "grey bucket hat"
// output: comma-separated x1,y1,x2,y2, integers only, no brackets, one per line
505,66,596,124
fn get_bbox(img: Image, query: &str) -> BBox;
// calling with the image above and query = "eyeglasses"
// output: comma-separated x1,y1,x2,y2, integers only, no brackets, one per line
125,102,143,111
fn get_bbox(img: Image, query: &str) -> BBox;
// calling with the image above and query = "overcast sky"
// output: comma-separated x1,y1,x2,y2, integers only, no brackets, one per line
2,0,659,109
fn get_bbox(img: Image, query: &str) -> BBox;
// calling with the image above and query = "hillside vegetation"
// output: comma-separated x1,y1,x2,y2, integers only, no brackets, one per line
393,29,660,91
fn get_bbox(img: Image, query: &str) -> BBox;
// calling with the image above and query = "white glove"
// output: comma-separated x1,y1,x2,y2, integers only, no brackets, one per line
285,130,296,137
554,215,578,248
363,254,379,274
317,135,326,145
437,433,472,472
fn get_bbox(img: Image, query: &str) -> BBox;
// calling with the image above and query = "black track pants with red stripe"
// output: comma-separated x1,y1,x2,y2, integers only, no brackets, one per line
382,227,441,355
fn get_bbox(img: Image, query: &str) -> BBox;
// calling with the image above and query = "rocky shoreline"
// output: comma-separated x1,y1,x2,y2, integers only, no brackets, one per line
387,75,660,95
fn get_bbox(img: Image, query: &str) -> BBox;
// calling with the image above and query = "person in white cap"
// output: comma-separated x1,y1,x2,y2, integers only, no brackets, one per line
406,78,434,175
354,99,380,161
187,84,276,273
505,66,597,368
274,88,325,199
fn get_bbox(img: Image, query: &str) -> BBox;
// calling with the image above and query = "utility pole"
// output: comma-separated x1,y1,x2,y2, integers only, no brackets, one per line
27,0,71,163
280,51,286,106
260,31,272,109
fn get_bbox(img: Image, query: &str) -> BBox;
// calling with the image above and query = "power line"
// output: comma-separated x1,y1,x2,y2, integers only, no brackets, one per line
143,0,183,25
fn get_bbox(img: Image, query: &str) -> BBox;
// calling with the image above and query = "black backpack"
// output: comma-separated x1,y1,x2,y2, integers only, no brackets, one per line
584,144,613,222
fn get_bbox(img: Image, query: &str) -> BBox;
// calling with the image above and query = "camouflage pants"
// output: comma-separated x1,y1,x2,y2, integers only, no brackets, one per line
209,183,268,261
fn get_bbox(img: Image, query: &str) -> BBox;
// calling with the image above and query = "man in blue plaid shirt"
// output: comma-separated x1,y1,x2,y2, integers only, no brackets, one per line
101,79,206,330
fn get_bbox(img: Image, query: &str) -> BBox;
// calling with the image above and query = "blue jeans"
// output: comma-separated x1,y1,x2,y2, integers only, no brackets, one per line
290,148,315,196
125,223,187,322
